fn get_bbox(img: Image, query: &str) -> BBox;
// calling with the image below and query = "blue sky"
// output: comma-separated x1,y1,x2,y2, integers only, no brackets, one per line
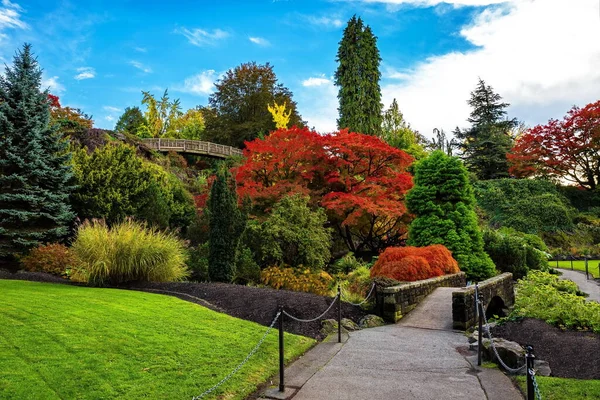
1,0,599,137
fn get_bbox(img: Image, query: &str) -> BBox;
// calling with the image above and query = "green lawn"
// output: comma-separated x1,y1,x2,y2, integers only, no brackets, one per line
516,376,600,399
0,280,314,399
553,260,599,278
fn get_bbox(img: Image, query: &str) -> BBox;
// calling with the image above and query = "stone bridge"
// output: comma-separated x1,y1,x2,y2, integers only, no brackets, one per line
452,273,514,330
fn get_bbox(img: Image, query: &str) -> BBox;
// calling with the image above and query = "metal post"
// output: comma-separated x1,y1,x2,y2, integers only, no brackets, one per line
585,257,589,280
278,306,285,393
571,255,574,270
478,292,483,367
525,345,535,400
337,284,342,343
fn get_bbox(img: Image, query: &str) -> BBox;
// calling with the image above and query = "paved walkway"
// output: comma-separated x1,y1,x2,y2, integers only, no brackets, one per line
557,268,600,302
276,287,522,400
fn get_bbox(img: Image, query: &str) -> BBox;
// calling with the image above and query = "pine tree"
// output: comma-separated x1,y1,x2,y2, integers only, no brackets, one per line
455,78,517,180
0,44,75,259
335,15,382,136
207,167,245,282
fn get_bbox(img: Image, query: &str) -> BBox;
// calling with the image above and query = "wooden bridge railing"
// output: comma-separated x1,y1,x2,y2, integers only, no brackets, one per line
142,138,244,159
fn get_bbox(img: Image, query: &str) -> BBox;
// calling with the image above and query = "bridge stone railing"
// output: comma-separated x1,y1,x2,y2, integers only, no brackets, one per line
142,138,244,159
375,272,467,323
451,272,514,330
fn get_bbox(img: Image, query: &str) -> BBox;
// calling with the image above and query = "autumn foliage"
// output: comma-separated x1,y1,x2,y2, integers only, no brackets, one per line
370,245,460,282
235,127,414,254
509,100,600,190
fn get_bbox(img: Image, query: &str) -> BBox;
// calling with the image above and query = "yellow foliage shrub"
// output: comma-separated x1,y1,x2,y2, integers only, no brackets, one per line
261,266,333,296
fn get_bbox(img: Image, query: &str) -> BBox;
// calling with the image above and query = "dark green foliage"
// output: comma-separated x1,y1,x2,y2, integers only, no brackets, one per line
455,79,517,180
407,151,496,281
234,246,261,285
335,15,382,135
483,229,549,279
0,44,75,257
203,62,304,148
71,144,195,230
474,179,575,234
244,194,332,270
188,242,209,281
114,106,147,136
559,186,600,215
208,167,245,282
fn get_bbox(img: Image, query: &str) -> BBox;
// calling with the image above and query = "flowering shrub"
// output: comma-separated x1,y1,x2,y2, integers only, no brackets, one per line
20,243,82,277
370,245,459,282
261,266,333,296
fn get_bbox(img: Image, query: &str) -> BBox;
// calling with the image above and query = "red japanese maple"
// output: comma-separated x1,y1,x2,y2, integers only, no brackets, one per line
508,100,600,189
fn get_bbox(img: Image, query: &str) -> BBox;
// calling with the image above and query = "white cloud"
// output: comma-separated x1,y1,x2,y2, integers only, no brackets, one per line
0,0,27,33
41,75,65,94
134,46,147,53
103,106,121,113
302,76,332,87
304,15,344,28
129,60,152,73
175,70,219,96
355,0,505,6
74,66,95,80
105,115,115,122
176,27,229,47
379,0,600,138
249,36,270,46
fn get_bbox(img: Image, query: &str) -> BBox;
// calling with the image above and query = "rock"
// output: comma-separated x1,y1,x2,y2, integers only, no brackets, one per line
517,360,552,377
482,338,525,370
359,314,386,329
321,319,338,336
341,318,360,331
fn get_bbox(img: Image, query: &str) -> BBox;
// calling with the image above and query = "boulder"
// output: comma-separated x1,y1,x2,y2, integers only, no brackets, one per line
482,338,526,370
321,319,339,336
359,314,386,329
517,359,552,377
341,318,360,331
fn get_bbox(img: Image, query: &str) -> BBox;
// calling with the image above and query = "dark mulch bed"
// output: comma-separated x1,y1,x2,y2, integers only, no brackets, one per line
491,318,600,380
0,269,370,340
129,281,370,340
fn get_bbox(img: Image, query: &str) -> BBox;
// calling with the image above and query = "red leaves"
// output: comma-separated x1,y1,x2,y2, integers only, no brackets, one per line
234,127,415,253
47,94,61,108
508,100,600,189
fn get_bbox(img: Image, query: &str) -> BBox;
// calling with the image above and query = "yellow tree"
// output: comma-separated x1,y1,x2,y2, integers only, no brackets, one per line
267,101,291,129
139,89,182,138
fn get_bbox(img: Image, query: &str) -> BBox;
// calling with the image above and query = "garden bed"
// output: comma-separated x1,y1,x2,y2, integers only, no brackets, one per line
0,269,370,340
491,318,600,380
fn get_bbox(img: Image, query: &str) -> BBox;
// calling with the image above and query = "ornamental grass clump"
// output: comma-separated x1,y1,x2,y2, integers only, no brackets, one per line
72,219,189,286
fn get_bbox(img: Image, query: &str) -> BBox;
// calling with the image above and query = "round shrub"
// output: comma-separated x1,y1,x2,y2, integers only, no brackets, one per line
72,219,189,286
20,243,81,277
260,266,333,296
378,256,439,282
370,245,459,282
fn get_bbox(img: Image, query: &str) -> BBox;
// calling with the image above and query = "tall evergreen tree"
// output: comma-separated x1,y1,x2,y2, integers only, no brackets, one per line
114,106,147,136
335,15,382,136
455,78,517,180
207,167,245,282
0,44,75,258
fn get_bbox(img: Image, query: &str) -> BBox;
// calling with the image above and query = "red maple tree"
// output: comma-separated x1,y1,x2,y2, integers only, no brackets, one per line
508,100,600,190
235,127,414,255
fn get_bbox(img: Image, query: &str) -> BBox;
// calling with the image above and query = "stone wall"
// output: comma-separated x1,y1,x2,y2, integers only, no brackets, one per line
452,273,514,330
375,272,466,323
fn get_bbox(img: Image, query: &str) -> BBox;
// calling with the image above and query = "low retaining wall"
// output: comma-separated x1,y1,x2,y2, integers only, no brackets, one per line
376,272,466,323
452,272,514,330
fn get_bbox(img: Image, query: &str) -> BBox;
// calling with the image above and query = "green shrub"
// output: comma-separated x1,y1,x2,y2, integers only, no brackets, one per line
261,266,334,296
234,246,261,285
72,219,189,286
19,243,81,277
407,151,496,281
187,243,209,282
328,252,364,275
483,229,549,279
512,271,600,332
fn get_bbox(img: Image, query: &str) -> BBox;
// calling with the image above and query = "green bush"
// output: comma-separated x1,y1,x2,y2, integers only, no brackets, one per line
234,246,261,285
512,271,600,332
407,151,496,281
187,243,209,282
483,229,549,279
328,252,364,275
72,219,189,286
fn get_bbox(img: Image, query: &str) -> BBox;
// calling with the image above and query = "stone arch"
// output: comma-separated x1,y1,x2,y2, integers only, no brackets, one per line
485,295,506,320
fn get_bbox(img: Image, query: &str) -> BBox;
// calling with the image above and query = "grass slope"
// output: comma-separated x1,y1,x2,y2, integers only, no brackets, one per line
0,280,314,399
554,260,599,278
516,376,600,399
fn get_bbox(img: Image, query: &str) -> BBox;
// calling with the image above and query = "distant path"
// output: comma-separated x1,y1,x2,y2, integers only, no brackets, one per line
398,287,455,331
557,268,600,302
141,138,243,159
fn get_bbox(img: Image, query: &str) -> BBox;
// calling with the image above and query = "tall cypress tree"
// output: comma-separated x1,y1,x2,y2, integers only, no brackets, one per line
455,78,517,180
207,166,245,282
335,15,382,136
0,44,75,259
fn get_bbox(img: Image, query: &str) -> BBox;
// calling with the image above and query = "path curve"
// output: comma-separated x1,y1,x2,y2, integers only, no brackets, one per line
557,268,600,302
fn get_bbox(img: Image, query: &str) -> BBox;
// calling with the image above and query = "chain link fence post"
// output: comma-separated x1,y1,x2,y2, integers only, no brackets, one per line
526,345,535,400
278,306,285,393
337,284,342,343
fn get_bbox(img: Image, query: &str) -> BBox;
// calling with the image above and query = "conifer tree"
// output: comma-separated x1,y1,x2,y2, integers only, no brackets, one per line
0,44,75,258
207,166,245,282
455,79,517,180
335,15,382,135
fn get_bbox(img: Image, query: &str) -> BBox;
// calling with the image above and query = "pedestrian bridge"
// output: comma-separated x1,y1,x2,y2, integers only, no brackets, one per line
141,138,244,159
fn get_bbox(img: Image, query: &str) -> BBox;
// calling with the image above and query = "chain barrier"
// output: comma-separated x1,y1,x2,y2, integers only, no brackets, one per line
477,300,526,374
340,283,376,306
191,311,281,400
529,368,543,400
282,294,339,323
